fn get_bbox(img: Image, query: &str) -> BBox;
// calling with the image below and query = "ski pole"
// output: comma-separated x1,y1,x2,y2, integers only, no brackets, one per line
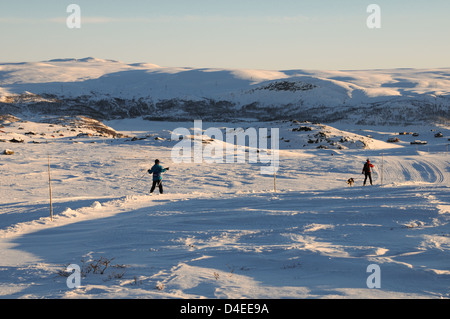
159,168,169,187
157,178,163,189
156,168,170,188
131,170,148,190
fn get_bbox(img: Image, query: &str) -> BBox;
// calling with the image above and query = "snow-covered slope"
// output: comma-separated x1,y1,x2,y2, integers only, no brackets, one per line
0,58,449,124
0,117,449,299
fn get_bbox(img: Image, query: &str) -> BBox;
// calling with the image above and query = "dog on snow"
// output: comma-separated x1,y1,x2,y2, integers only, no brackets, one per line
347,178,355,187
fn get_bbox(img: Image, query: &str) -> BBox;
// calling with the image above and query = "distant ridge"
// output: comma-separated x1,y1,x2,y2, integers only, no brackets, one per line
0,58,449,124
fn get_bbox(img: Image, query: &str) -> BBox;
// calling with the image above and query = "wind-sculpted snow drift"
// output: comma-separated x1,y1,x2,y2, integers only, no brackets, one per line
0,58,449,124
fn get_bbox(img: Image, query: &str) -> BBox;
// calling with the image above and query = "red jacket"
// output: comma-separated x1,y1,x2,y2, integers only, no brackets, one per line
362,161,374,174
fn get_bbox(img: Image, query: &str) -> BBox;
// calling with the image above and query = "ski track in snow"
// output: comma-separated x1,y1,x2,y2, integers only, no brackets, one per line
0,118,449,299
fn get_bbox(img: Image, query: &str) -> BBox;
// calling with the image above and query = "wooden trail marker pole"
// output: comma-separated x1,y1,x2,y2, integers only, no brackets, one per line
47,143,53,221
274,171,277,192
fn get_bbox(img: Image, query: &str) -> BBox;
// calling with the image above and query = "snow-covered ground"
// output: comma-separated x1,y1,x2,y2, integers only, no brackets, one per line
0,117,449,298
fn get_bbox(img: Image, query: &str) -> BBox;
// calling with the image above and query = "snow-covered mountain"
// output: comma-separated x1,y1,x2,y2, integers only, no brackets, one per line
0,58,449,124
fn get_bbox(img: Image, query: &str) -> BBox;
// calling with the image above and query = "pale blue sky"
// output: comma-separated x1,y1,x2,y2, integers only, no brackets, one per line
0,0,449,70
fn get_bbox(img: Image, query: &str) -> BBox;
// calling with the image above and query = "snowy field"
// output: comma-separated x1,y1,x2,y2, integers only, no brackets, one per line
0,117,449,299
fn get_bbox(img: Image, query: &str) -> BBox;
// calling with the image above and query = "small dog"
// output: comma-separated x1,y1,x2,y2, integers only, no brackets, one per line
347,178,355,187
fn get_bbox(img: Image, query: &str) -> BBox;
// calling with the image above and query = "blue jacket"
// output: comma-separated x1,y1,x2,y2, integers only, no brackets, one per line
148,164,166,181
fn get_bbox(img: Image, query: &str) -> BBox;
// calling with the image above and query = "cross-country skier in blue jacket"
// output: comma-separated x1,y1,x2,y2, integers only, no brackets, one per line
148,159,169,194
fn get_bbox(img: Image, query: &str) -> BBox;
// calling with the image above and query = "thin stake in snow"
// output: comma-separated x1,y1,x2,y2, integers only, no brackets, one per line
47,142,53,221
274,171,277,192
381,153,384,186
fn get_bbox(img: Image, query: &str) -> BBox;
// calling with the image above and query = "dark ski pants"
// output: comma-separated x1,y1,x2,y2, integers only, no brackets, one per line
150,180,163,194
364,173,373,186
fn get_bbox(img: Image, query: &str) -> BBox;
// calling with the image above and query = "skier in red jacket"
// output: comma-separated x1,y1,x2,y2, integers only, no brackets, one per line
362,159,374,186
